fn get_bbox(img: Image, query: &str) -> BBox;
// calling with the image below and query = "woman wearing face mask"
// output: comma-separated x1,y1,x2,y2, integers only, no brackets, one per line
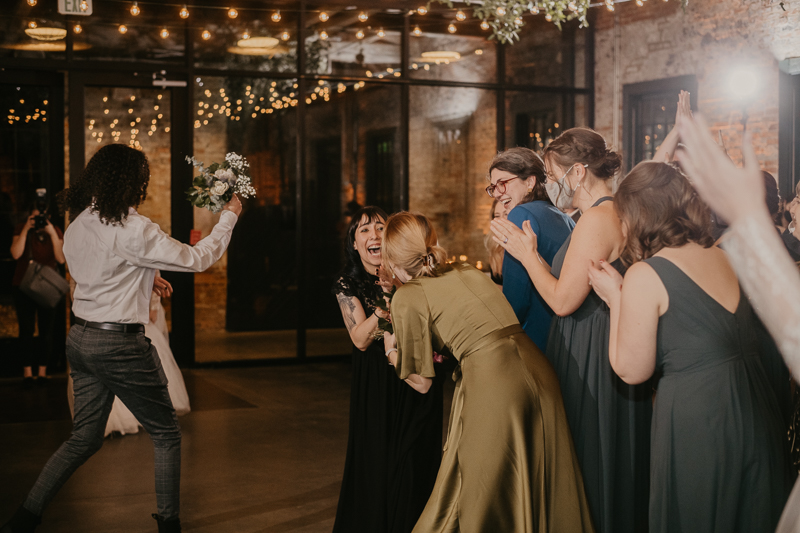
491,128,651,533
487,148,574,350
332,206,443,533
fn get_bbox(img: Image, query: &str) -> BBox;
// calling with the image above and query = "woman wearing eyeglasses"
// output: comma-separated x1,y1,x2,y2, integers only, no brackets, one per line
491,128,651,533
486,148,574,351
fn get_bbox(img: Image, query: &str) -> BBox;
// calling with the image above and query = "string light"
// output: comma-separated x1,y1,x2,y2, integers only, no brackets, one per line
636,0,644,5
28,21,37,29
118,24,127,34
514,16,523,25
447,23,457,33
160,28,169,39
27,0,37,5
201,29,211,40
480,20,490,30
319,30,328,40
79,0,88,11
376,27,385,38
179,5,189,18
455,10,466,21
242,29,250,39
271,10,281,22
545,13,553,20
417,6,427,15
280,30,290,41
358,11,368,22
496,6,506,15
228,7,238,18
319,11,329,22
531,4,540,14
412,25,422,36
355,29,365,39
130,2,140,16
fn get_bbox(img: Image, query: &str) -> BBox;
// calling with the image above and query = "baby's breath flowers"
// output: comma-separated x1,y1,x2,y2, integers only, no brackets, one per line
185,152,256,213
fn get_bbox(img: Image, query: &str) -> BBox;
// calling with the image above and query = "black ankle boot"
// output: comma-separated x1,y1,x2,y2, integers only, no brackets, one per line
0,506,41,533
152,514,181,533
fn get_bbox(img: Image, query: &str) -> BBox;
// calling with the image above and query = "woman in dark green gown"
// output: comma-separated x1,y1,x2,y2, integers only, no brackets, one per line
382,212,595,533
589,161,790,533
491,128,651,533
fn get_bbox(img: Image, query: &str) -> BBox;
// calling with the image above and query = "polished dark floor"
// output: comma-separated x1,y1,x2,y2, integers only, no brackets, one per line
0,362,440,533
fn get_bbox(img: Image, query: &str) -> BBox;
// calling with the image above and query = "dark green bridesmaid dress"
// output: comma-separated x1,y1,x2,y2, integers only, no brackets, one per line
645,256,790,533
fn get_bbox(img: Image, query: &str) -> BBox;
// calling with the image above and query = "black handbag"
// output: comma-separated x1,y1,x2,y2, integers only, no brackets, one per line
19,249,69,308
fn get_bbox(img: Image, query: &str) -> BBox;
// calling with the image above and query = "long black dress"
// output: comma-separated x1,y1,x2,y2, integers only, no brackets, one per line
332,273,443,533
545,197,651,533
645,257,789,532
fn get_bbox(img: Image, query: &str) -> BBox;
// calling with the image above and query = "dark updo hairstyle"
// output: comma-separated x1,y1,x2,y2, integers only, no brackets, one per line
341,205,389,286
615,161,714,267
488,147,551,205
762,171,782,225
542,127,622,181
58,144,150,225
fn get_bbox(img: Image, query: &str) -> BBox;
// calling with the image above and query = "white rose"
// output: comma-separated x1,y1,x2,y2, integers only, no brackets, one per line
211,180,229,196
214,168,236,182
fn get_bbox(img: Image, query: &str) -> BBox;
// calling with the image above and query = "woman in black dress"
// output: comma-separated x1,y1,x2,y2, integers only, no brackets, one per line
332,206,442,533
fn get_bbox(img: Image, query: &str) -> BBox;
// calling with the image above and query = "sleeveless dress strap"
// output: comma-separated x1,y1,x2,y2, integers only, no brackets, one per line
592,196,613,208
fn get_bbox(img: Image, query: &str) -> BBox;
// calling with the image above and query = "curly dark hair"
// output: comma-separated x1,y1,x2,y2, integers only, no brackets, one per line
339,206,389,293
488,147,551,205
615,161,714,267
58,144,149,225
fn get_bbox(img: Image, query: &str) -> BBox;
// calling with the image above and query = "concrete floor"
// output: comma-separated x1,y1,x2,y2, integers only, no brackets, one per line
0,362,444,533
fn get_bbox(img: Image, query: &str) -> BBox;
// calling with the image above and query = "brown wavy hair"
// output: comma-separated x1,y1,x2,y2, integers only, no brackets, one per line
543,127,622,180
615,161,714,266
382,212,447,279
488,147,551,205
58,144,149,225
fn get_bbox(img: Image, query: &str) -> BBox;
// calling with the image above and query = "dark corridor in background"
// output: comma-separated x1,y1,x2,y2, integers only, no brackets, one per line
0,71,66,376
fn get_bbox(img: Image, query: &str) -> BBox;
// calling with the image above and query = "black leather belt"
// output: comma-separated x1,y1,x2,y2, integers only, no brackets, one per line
73,317,144,333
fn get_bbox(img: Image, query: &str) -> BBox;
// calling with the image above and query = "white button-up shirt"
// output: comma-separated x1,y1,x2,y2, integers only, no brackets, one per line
64,207,237,324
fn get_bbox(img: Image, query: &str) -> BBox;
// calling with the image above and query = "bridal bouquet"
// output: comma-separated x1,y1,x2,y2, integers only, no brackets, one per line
185,152,257,213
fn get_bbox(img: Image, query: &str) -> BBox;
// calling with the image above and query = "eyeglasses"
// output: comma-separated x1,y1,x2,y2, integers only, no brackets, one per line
485,176,518,198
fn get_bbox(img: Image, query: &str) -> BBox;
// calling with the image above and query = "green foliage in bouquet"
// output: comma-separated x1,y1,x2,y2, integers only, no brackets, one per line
185,153,256,214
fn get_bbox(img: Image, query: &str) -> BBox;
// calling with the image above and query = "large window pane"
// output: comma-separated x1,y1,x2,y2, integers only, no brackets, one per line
0,5,68,60
506,18,586,88
410,86,496,269
193,76,298,363
305,5,402,78
505,91,576,150
304,81,401,357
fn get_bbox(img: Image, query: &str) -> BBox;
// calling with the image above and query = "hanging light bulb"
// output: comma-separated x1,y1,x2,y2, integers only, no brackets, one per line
355,29,365,39
319,11,329,22
376,27,385,38
319,30,328,40
28,21,37,29
27,0,37,5
73,24,82,34
130,2,140,16
417,6,427,15
79,0,88,11
455,10,466,21
514,16,523,25
358,11,369,22
545,13,553,21
118,24,128,34
201,29,211,40
496,6,506,16
447,23,456,33
271,10,281,22
280,30,290,41
160,27,170,39
228,7,238,18
179,5,189,18
412,25,422,36
605,0,615,11
636,0,644,5
242,29,250,39
531,4,540,14
480,20,490,30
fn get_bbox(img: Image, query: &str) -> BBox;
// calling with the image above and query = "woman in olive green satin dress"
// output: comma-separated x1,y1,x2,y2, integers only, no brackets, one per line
381,212,594,533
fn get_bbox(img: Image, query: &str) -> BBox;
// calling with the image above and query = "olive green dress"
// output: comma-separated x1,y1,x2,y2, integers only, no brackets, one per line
392,263,595,533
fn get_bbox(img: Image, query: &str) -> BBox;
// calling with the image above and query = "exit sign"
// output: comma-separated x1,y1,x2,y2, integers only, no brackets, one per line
58,0,93,15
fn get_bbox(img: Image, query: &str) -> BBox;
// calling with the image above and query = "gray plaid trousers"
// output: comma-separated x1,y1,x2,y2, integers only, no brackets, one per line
24,324,181,520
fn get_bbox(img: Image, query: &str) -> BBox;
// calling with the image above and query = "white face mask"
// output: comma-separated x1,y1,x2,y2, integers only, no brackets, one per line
545,163,587,211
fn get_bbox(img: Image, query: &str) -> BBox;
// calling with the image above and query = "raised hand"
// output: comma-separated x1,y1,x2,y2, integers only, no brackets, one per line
490,217,538,264
223,193,242,216
587,259,623,306
676,114,764,226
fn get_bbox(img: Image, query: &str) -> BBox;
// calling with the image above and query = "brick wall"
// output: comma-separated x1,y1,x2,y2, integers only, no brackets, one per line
593,0,800,172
